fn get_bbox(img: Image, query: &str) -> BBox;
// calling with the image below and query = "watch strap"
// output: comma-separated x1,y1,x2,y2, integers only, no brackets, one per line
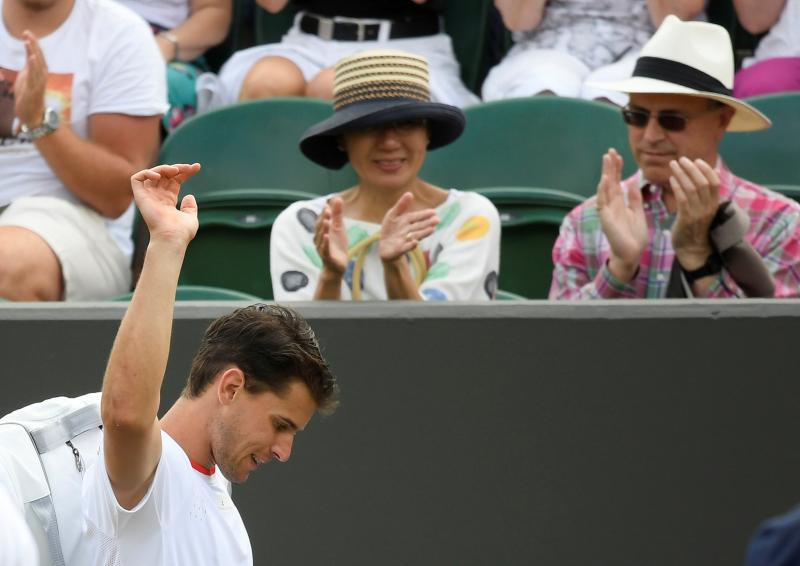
680,253,722,284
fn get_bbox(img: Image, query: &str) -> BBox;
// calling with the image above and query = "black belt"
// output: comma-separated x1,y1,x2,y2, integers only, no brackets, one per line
299,12,441,42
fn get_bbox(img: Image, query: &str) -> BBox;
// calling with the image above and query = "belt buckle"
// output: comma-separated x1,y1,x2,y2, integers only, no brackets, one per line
317,16,334,41
354,21,367,41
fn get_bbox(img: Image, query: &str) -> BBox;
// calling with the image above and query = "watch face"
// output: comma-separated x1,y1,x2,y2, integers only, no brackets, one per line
43,108,59,129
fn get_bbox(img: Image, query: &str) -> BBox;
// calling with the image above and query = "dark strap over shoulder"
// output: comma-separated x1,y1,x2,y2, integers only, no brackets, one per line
666,201,775,298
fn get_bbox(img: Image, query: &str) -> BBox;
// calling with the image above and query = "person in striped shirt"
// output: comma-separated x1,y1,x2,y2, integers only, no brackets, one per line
550,16,800,299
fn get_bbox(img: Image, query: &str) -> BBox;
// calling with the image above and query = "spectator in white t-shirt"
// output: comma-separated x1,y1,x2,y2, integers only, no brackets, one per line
0,0,166,301
733,0,800,97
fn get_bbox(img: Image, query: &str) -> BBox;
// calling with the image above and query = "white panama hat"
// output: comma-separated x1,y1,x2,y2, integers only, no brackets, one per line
592,15,771,131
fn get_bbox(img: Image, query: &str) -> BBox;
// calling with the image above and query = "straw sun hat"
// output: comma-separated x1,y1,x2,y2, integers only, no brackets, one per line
591,15,771,132
299,49,466,170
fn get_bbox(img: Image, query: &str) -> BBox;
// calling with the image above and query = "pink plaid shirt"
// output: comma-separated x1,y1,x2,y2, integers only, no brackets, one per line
550,161,800,299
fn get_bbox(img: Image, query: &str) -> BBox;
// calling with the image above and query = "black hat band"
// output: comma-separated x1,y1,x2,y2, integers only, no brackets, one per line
633,56,733,96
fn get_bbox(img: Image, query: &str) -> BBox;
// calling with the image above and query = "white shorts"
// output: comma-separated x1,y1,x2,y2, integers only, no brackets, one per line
215,15,480,108
0,197,131,301
481,47,637,106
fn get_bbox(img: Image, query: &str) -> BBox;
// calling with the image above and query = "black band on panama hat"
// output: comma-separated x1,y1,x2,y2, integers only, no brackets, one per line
588,15,770,132
299,49,465,170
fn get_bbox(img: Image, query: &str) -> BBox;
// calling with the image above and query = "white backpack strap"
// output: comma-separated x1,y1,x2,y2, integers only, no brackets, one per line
30,495,66,566
29,403,102,454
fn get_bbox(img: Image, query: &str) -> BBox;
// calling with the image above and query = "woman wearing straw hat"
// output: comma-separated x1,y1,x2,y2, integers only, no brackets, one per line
270,50,500,301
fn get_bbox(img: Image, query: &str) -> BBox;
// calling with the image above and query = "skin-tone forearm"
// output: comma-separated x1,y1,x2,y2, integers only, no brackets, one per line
382,257,423,300
314,268,343,300
733,0,786,34
156,0,231,62
494,0,547,32
102,163,199,509
33,119,157,218
646,0,705,27
256,0,290,14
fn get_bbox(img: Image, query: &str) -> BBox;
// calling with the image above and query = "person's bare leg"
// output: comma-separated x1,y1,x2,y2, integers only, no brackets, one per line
0,227,63,301
239,56,306,100
304,67,335,100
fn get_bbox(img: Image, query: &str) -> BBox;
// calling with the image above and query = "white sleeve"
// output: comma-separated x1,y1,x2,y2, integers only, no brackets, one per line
418,193,501,301
89,8,168,116
270,201,325,301
81,431,189,539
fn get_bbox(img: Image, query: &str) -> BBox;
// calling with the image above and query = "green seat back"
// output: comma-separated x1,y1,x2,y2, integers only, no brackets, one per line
768,184,800,205
720,93,800,186
495,288,526,300
442,0,493,94
113,284,263,301
160,97,343,197
178,189,316,299
254,4,298,44
420,97,636,198
204,0,249,72
473,187,584,299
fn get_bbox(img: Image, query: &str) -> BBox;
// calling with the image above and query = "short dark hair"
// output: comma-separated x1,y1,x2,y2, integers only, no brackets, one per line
185,304,339,414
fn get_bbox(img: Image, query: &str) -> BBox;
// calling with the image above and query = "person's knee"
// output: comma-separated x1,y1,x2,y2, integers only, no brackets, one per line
304,67,335,99
0,228,62,301
239,56,306,100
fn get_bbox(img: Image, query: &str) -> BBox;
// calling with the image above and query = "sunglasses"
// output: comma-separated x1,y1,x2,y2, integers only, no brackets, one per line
621,105,721,132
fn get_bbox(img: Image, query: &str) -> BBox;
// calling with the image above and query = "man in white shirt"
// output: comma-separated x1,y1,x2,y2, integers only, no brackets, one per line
0,0,166,300
79,163,339,565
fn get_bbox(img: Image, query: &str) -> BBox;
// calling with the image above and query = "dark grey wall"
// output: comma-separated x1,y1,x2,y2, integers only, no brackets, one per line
1,301,797,566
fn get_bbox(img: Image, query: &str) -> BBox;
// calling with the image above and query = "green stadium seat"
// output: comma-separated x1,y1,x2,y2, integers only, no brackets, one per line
113,284,263,302
495,288,527,300
159,97,345,198
254,4,297,45
420,97,636,198
768,185,800,204
472,186,584,299
720,92,800,186
204,0,250,72
442,0,493,94
178,189,316,300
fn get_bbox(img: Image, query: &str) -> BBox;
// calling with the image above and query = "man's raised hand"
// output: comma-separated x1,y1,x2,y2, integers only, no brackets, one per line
596,148,648,282
131,163,201,247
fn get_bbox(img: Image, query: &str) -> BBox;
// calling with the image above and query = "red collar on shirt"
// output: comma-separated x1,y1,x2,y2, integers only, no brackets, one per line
190,459,216,476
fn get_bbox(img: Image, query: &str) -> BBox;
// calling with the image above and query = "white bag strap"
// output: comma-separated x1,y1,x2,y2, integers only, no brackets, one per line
31,495,66,566
29,403,102,454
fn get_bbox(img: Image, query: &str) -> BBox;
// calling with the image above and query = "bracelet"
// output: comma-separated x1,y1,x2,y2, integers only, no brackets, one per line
158,31,179,62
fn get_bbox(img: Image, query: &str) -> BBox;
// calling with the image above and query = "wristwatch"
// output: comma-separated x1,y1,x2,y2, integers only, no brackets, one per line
681,253,722,284
18,108,60,141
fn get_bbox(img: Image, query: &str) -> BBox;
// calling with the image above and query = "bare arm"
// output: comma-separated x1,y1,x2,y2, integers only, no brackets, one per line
35,114,160,218
733,0,786,34
382,258,423,300
494,0,548,32
13,31,159,218
256,0,291,14
101,163,200,510
646,0,706,27
379,193,439,301
156,0,232,62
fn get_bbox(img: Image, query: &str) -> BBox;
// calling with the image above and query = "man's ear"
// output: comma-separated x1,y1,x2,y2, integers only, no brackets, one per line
217,367,245,406
718,104,736,131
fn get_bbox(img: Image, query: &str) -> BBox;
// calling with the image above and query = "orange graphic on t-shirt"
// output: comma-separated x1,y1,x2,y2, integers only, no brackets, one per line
0,68,73,140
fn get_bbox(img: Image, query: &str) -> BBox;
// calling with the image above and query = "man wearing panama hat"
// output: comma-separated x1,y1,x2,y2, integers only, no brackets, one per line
550,15,800,299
